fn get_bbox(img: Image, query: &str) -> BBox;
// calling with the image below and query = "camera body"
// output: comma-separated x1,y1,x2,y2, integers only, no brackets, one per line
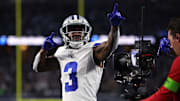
114,40,156,99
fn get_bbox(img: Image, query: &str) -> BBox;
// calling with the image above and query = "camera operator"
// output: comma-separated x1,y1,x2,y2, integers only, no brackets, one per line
141,17,180,101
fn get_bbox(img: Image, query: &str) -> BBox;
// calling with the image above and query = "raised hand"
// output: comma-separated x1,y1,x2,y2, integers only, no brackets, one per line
107,3,125,26
157,37,171,56
43,32,59,51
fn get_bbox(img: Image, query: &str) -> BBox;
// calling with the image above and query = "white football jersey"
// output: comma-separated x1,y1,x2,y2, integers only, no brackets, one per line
54,42,103,101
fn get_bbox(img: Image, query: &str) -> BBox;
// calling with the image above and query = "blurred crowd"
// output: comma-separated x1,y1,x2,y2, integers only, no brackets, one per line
0,46,61,98
0,46,16,98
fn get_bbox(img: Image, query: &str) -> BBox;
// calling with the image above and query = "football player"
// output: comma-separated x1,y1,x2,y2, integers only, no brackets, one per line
32,3,125,101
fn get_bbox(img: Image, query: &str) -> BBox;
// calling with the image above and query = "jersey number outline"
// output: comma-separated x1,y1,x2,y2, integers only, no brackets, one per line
64,62,78,92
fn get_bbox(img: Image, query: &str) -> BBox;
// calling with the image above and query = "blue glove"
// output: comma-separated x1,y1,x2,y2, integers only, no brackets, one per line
107,3,125,26
157,37,171,56
43,32,59,51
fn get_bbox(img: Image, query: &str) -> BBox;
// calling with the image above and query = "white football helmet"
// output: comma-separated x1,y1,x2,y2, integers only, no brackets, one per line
60,15,92,49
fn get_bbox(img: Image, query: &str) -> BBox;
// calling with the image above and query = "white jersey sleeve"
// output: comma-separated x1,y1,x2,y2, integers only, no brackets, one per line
54,42,103,101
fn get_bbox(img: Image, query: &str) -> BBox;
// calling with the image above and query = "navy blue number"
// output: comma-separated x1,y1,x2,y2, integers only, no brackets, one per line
64,62,78,92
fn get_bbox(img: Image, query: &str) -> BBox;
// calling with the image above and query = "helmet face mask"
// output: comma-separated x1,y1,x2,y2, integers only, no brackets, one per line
64,25,87,41
60,15,92,49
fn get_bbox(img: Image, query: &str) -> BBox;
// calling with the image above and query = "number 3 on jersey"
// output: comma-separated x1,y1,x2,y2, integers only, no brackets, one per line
64,62,78,92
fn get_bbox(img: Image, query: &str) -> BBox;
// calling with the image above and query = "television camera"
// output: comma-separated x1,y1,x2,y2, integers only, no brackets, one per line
114,40,156,99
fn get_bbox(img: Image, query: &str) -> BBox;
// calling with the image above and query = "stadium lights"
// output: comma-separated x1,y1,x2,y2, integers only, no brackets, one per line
6,36,62,46
0,35,7,46
0,35,156,46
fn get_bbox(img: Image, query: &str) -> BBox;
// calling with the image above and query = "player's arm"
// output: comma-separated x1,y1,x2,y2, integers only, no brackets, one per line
32,32,60,72
33,49,59,72
94,3,124,66
94,26,119,60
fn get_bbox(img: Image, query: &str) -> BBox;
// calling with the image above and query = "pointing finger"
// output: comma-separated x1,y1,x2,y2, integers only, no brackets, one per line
49,32,55,39
112,3,118,14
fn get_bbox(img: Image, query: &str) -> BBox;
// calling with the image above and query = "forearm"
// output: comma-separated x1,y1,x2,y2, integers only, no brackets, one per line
107,26,120,56
94,3,123,61
94,26,120,61
33,49,48,72
33,32,60,72
141,86,174,101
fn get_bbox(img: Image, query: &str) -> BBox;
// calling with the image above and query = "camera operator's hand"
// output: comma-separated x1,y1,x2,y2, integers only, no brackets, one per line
43,32,59,51
157,37,171,56
107,3,125,26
